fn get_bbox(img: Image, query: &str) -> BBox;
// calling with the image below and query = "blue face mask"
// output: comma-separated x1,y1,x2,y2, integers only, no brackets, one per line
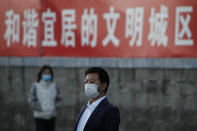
42,74,52,82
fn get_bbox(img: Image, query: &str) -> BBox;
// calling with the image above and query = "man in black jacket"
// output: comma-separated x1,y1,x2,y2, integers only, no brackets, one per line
74,67,120,131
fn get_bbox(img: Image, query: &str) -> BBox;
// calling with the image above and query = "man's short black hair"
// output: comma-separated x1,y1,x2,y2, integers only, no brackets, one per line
85,67,110,94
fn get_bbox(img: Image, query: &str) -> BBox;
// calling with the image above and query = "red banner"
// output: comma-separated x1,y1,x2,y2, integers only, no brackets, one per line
0,0,197,57
0,0,41,56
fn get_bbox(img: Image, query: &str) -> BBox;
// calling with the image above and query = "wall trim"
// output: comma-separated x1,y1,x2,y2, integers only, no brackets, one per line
0,57,197,69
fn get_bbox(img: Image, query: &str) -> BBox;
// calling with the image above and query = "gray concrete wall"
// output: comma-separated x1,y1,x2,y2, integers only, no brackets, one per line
0,65,197,131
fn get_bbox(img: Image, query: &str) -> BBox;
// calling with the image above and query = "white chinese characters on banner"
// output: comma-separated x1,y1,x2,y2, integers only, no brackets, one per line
42,8,57,47
81,8,98,48
175,6,193,46
102,7,120,47
22,8,39,48
4,10,20,47
61,9,77,47
125,7,144,47
148,5,168,47
2,5,196,53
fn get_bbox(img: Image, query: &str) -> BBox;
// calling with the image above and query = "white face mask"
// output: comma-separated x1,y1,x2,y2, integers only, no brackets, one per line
85,83,100,99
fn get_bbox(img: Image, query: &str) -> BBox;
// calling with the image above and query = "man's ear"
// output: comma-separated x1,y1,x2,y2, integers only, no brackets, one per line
102,83,107,92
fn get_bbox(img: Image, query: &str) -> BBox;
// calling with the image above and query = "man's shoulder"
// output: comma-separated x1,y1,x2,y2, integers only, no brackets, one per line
102,98,119,111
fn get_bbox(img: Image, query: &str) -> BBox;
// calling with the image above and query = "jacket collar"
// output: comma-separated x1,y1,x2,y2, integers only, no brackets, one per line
74,98,108,131
83,98,108,130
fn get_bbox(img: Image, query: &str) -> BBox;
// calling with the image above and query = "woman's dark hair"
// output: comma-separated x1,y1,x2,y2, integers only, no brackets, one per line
37,65,54,82
85,67,110,94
